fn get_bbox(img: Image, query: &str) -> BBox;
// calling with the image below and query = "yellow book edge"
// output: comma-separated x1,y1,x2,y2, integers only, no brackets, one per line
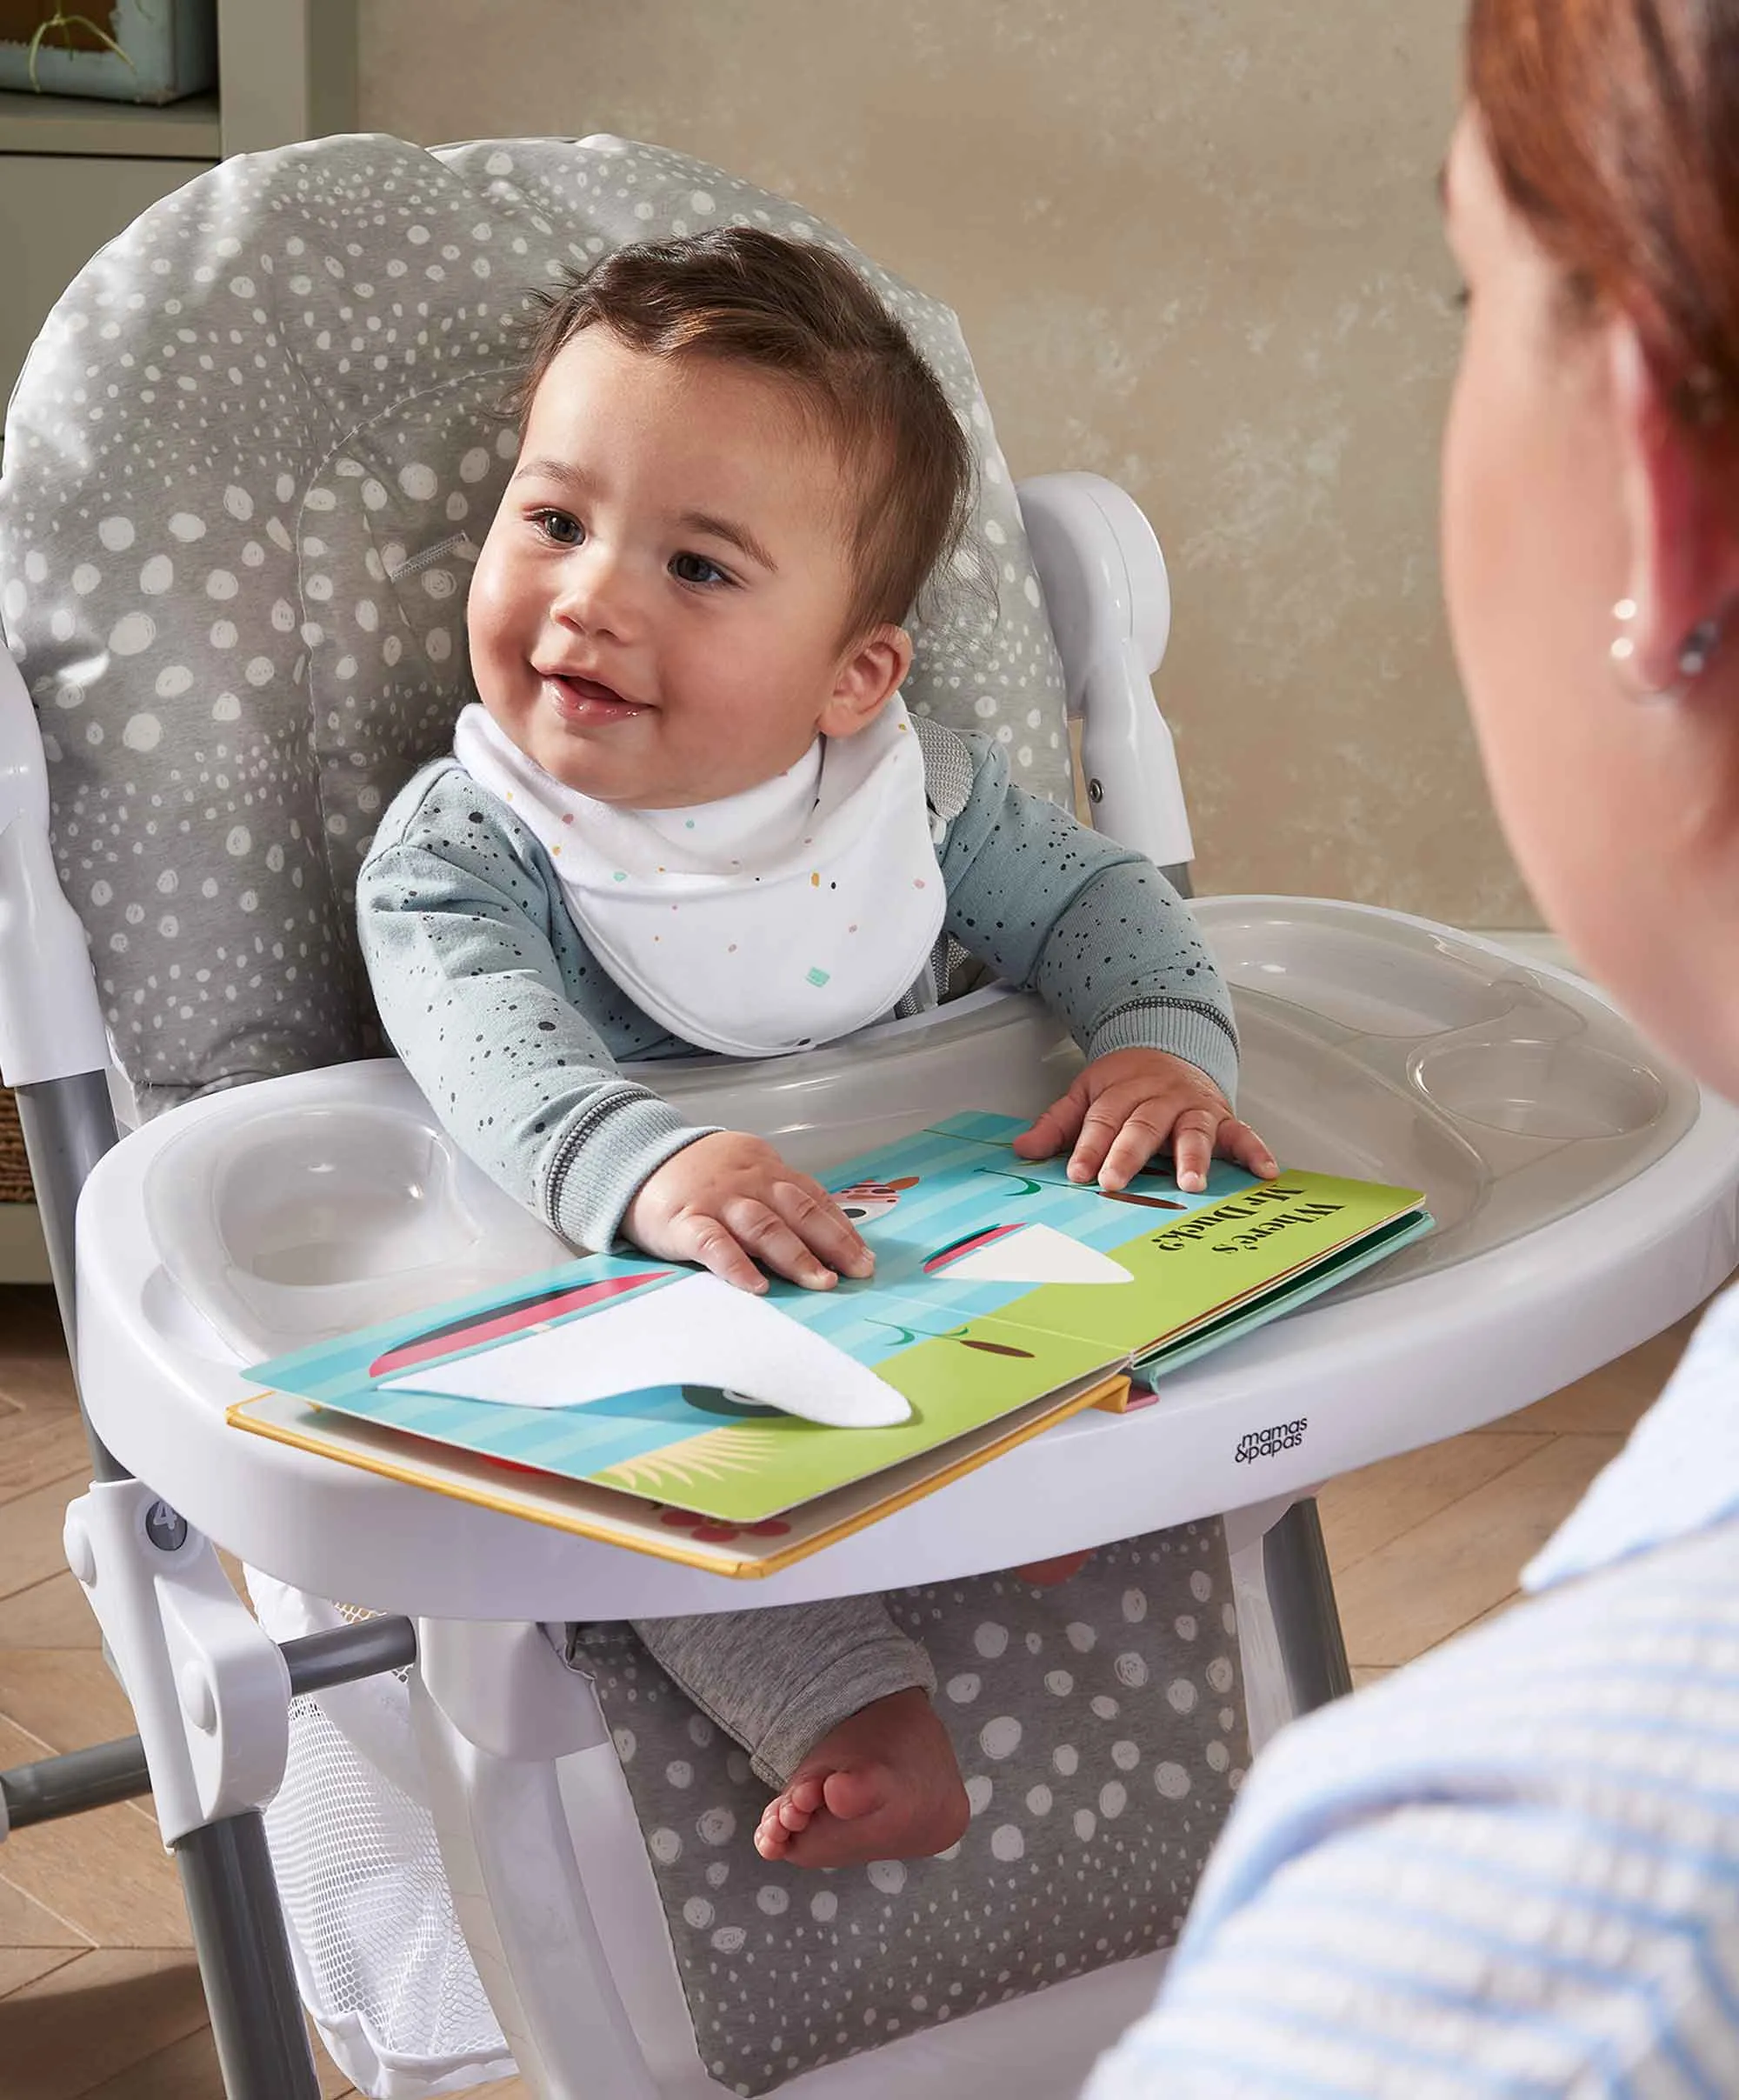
228,1368,1131,1580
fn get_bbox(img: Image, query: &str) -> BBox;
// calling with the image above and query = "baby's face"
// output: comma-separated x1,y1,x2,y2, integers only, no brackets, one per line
468,329,905,806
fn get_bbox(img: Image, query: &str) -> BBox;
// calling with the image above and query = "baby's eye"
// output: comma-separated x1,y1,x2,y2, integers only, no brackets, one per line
670,550,731,588
534,509,584,547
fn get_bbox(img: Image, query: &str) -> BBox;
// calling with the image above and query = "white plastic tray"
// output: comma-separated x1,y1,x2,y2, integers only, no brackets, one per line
142,897,1698,1360
72,898,1739,1623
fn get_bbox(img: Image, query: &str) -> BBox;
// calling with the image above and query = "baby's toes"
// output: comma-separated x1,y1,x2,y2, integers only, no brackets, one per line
755,1808,792,1860
783,1773,829,1817
756,1788,817,1855
820,1763,892,1823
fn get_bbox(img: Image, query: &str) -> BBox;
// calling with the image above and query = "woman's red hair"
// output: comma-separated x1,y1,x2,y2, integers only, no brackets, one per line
1468,0,1739,429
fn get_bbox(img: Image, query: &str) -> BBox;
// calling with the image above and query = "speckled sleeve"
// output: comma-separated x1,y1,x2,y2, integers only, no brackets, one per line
936,733,1240,1103
357,763,718,1252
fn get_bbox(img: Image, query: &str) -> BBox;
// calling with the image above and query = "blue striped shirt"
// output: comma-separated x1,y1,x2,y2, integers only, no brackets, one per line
1085,1283,1739,2097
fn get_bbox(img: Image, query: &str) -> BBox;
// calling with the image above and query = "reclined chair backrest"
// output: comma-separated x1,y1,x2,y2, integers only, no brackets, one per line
0,132,1074,1115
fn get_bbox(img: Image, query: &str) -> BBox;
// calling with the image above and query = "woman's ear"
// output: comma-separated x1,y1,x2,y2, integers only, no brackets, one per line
818,623,913,738
1609,317,1739,696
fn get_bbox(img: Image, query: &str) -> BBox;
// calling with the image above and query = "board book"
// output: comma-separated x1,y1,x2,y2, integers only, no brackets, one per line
229,1111,1431,1577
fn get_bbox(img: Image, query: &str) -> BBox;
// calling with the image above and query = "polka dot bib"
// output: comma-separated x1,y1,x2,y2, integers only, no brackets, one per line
454,700,945,1057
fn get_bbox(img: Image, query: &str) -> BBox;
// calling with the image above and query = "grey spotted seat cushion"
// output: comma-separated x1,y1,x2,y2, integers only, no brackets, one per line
578,1528,1246,2097
0,131,1072,1114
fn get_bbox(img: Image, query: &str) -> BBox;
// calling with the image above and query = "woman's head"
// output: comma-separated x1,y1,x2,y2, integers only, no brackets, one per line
1445,0,1739,1092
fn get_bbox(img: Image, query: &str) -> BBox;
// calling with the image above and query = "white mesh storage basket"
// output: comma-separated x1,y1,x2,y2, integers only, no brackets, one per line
248,1574,514,2097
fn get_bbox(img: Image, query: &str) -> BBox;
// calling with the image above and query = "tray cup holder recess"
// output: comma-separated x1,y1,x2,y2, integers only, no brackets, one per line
1410,1032,1669,1143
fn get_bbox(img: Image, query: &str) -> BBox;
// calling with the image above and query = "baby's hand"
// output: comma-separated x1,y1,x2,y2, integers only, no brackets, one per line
1013,1048,1277,1195
624,1131,876,1294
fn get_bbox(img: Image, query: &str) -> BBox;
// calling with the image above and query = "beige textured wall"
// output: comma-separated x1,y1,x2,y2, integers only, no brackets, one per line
358,0,1533,923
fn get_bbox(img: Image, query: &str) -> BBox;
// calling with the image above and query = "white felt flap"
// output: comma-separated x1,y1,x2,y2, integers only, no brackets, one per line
379,1272,911,1429
942,1222,1133,1287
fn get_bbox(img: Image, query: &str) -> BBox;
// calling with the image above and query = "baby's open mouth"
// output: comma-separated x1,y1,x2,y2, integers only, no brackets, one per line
541,669,645,722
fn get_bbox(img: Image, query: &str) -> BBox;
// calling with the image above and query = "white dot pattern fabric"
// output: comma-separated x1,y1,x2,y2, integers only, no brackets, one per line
0,132,1070,1113
576,1528,1247,2096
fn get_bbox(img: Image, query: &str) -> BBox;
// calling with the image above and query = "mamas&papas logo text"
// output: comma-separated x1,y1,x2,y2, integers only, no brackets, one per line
1234,1418,1308,1464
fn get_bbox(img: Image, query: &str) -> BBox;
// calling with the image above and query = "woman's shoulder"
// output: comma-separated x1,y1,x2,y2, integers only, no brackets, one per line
1522,1279,1739,1591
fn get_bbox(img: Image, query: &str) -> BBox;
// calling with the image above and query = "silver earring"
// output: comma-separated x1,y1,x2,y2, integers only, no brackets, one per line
1610,597,1727,704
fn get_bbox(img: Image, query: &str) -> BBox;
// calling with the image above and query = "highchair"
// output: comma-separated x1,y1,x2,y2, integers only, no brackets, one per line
2,132,1736,2100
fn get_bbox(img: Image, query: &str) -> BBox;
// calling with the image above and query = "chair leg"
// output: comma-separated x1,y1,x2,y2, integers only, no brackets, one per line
17,1080,350,2091
1261,1497,1353,1717
14,1071,124,1480
175,1811,321,2098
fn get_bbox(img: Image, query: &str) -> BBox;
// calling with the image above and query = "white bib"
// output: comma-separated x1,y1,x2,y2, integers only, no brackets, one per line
454,701,947,1057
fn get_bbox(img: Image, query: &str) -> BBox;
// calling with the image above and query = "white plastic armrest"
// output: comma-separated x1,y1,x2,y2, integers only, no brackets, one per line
0,643,110,1084
1016,471,1195,869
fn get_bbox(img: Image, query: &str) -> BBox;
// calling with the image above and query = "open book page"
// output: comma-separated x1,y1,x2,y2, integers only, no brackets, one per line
779,1113,1428,1365
1132,1209,1437,1376
228,1368,1130,1577
241,1112,1426,1524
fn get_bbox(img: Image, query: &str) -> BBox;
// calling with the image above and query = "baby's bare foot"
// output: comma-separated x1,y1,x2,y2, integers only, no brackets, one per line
753,1687,969,1869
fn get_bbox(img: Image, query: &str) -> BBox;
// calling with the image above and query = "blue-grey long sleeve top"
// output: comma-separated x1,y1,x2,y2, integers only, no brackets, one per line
356,717,1237,1253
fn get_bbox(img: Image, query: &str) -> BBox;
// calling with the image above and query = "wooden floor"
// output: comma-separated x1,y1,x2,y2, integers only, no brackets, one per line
0,1282,1706,2097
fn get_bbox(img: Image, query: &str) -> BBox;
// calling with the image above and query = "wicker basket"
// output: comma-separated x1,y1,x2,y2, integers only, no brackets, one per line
0,1084,36,1203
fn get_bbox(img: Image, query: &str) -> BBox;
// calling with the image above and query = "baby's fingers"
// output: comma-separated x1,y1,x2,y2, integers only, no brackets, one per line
723,1195,838,1293
1218,1117,1279,1180
1096,1108,1175,1193
1169,1106,1220,1195
776,1174,876,1281
1067,1082,1161,1185
681,1213,771,1295
1013,1081,1088,1162
1063,1105,1122,1185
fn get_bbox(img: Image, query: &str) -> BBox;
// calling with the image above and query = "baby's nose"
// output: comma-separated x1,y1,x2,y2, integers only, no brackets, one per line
554,544,636,637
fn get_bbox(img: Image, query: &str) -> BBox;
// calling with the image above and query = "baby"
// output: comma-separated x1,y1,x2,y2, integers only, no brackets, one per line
358,228,1273,1870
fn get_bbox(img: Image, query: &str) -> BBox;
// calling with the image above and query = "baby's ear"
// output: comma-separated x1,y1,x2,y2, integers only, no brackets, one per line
819,623,912,738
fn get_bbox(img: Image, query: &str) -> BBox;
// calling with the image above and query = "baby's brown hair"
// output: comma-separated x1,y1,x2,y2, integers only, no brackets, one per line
509,227,975,643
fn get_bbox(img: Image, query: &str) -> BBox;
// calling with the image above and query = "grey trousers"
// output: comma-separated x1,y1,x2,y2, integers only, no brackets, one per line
569,1597,936,1787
